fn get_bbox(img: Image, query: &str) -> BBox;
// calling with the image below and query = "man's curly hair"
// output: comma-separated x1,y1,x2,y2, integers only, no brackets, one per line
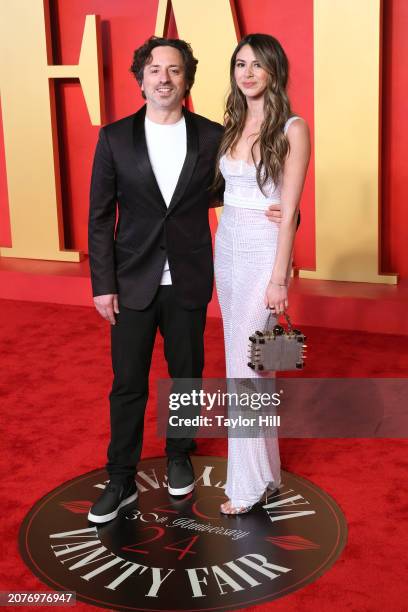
130,36,198,98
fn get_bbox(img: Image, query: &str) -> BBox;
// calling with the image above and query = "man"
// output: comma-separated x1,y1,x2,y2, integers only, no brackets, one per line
88,36,283,523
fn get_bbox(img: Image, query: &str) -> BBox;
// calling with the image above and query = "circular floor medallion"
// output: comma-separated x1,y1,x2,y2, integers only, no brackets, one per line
20,456,347,611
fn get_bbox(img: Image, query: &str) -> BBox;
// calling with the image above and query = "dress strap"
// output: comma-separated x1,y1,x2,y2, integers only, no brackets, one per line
284,115,301,134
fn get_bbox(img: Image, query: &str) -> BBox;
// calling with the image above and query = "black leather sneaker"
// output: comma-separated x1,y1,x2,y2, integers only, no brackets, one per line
88,479,138,523
167,456,195,496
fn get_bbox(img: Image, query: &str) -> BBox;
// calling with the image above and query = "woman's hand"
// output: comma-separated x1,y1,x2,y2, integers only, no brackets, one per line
264,281,288,315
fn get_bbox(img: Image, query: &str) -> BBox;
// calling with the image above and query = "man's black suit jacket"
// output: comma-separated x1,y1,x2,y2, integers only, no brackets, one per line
89,105,224,310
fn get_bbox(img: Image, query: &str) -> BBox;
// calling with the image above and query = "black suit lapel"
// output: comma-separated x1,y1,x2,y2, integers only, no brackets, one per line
132,106,167,211
132,105,199,213
167,108,199,213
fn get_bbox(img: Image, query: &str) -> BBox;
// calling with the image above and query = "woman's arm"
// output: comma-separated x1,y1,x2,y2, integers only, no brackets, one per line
264,118,311,313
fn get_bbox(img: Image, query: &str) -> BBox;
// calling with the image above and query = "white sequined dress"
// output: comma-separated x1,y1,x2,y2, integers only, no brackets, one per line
214,117,299,507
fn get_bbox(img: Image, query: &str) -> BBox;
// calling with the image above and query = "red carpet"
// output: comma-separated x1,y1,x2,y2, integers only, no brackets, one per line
0,298,407,611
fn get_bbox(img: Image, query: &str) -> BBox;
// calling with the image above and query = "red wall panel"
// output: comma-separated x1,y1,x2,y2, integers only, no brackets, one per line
234,0,315,271
381,0,408,278
0,98,11,247
50,0,159,250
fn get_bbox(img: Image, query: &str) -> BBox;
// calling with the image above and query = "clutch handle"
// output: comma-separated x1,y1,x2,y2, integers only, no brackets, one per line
265,310,293,333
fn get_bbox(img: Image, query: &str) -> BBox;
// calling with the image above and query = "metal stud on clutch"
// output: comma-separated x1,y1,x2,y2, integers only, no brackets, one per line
247,312,307,372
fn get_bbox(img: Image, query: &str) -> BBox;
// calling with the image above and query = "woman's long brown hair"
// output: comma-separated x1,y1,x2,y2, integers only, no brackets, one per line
213,33,293,196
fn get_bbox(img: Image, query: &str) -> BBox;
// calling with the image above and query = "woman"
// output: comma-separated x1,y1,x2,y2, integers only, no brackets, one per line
214,33,310,514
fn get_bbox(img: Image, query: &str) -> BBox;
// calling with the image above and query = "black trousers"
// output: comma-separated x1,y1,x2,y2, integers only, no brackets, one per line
107,286,207,479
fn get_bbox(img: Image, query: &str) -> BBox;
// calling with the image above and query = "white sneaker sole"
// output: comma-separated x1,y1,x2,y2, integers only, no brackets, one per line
88,491,138,523
167,481,195,496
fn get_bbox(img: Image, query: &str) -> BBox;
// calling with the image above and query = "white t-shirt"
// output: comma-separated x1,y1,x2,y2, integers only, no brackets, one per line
145,115,187,285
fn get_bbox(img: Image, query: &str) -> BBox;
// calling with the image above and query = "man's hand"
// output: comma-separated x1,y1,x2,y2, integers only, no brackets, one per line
265,203,282,224
94,294,119,325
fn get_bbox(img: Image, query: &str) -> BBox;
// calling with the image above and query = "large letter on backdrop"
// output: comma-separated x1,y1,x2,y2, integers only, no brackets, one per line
0,0,104,261
155,0,239,122
299,0,397,283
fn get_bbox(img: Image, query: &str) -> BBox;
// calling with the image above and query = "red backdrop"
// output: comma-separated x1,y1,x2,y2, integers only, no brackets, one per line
0,0,407,278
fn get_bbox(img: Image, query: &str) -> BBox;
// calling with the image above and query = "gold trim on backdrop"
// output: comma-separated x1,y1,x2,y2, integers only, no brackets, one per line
0,1,104,262
299,0,397,283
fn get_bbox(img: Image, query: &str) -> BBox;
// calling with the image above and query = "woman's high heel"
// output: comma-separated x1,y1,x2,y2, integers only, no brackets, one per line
220,486,278,516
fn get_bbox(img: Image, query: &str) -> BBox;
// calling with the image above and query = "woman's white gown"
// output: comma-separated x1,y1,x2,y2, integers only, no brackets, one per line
214,117,298,507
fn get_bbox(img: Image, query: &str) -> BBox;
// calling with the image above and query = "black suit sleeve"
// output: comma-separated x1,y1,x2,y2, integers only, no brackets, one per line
88,128,118,297
208,177,225,208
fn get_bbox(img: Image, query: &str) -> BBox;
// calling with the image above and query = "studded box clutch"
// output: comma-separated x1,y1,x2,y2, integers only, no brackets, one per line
248,312,307,372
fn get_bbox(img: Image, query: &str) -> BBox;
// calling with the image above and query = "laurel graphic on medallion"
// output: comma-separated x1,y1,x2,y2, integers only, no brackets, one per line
265,535,320,550
59,501,92,514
